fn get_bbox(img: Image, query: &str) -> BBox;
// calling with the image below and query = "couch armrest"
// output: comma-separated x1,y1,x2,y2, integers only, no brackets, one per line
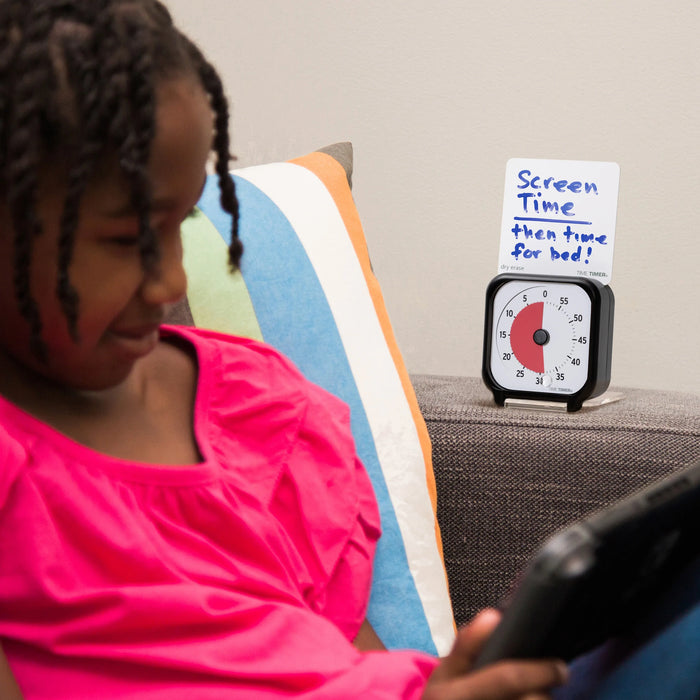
411,374,700,627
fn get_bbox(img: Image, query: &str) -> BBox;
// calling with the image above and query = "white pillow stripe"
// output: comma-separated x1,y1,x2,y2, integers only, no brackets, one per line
237,162,454,655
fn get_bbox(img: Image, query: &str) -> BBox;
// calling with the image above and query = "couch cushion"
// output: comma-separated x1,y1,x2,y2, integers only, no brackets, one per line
166,144,454,655
413,374,700,628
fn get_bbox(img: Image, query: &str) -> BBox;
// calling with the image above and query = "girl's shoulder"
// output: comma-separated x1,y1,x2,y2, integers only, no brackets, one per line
162,324,302,371
164,324,362,500
162,323,354,457
162,324,320,404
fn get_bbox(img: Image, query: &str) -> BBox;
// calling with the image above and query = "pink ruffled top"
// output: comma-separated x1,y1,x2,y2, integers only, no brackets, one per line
0,326,437,698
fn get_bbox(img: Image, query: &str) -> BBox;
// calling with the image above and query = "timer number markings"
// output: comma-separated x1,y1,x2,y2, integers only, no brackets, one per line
490,282,592,394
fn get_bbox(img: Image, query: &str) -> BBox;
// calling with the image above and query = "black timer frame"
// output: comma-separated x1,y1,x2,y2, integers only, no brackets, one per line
482,274,615,412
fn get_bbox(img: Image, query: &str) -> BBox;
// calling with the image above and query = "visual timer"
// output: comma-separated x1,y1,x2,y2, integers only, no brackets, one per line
483,274,614,411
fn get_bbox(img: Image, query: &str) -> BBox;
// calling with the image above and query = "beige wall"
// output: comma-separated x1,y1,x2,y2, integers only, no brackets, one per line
166,1,700,394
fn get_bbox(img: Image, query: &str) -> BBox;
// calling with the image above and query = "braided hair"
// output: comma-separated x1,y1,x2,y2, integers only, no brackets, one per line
0,0,242,359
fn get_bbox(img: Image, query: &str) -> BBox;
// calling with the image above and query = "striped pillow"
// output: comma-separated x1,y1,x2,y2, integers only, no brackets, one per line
172,143,454,656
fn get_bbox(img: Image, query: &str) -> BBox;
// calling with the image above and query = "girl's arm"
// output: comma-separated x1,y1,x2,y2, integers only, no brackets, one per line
0,645,23,700
353,618,386,651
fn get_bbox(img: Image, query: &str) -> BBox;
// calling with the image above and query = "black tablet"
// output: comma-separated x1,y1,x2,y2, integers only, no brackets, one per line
473,457,700,669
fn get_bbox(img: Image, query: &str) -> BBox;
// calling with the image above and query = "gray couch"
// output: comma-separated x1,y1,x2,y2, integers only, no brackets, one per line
412,375,700,628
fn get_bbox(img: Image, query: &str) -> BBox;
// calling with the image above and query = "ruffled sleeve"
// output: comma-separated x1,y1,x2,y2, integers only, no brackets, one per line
268,377,382,640
178,327,384,640
315,454,381,639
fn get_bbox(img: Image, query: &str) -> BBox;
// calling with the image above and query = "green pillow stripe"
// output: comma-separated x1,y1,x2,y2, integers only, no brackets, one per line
181,209,263,342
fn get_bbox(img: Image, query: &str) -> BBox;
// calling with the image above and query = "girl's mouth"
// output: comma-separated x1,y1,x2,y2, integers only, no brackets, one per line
107,325,160,358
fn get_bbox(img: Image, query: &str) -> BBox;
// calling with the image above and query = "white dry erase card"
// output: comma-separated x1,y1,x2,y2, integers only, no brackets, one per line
498,159,620,283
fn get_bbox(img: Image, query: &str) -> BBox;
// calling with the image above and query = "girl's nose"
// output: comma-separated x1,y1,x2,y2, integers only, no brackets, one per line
139,229,187,306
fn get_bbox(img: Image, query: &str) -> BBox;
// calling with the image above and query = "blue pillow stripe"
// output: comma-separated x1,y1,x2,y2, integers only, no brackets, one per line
196,174,438,654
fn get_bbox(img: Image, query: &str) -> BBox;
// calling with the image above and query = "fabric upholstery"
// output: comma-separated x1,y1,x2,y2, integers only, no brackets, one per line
413,374,700,627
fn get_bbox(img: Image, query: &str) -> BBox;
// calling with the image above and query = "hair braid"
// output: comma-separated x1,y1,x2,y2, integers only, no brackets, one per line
182,37,242,271
120,10,158,271
54,30,103,340
5,1,56,360
90,2,158,273
0,1,23,177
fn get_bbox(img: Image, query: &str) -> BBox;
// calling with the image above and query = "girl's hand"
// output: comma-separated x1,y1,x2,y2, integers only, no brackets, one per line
422,609,568,700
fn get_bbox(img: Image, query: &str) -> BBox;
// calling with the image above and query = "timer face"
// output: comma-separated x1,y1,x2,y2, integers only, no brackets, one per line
490,279,592,395
483,274,615,411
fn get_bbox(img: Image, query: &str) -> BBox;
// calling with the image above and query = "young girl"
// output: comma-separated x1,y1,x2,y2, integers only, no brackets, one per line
0,1,568,697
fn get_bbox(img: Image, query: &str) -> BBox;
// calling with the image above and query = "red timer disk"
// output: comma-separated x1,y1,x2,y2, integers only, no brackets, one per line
509,302,547,374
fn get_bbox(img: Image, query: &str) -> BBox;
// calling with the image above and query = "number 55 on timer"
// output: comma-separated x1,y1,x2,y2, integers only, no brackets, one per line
482,274,614,412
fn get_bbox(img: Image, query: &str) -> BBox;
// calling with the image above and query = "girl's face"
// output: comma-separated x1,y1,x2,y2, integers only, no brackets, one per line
0,76,214,391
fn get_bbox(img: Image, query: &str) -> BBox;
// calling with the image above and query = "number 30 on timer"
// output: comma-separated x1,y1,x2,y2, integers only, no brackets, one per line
482,274,614,412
